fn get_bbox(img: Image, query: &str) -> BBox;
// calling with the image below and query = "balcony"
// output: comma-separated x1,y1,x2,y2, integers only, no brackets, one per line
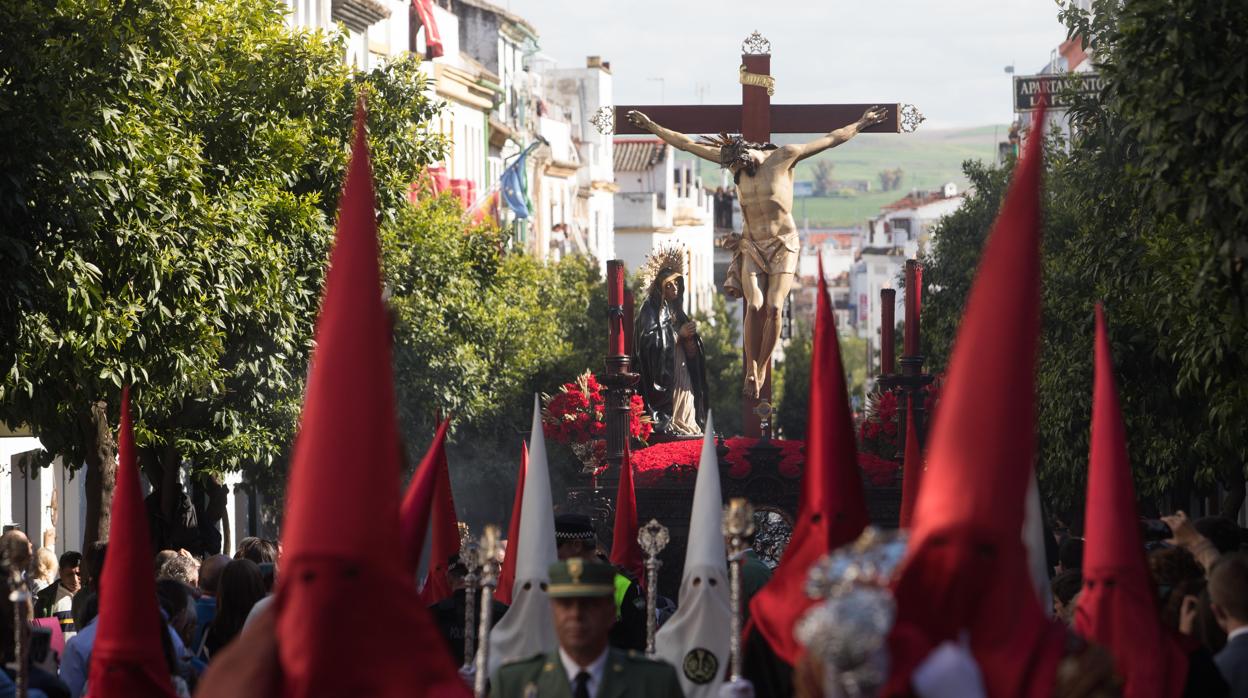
331,0,390,32
614,192,670,230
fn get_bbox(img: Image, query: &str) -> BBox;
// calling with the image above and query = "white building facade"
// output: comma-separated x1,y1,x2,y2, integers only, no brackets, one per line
283,0,411,69
540,57,616,269
0,425,256,556
852,184,966,363
427,1,615,266
613,140,715,317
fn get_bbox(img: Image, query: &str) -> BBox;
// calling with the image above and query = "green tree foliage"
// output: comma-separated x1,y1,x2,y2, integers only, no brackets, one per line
878,168,904,192
385,198,604,439
694,294,745,439
923,152,1208,517
1062,0,1248,515
775,324,812,440
774,321,866,441
0,0,443,543
382,196,610,522
919,161,1011,368
922,13,1248,518
812,161,836,197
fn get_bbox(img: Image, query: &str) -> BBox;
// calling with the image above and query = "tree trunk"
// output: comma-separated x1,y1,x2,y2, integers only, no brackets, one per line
81,400,117,552
1220,462,1246,520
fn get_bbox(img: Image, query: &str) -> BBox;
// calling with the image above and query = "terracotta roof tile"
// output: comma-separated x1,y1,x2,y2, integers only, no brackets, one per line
613,139,667,171
882,191,950,212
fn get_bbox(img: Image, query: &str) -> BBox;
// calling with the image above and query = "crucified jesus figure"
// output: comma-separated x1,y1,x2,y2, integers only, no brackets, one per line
628,106,888,398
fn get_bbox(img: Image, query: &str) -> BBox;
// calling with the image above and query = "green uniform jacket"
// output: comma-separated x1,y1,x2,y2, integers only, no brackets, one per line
490,648,686,698
739,548,773,625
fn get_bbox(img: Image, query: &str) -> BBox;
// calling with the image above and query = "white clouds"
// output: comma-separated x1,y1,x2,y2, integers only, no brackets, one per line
504,0,1067,128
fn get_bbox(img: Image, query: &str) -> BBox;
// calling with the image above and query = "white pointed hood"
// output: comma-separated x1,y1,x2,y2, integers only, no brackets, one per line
1023,469,1053,616
487,395,558,674
655,415,732,697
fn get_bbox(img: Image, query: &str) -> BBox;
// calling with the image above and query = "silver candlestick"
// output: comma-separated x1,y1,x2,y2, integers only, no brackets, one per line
723,498,756,688
637,518,669,657
459,532,480,678
473,525,503,698
7,560,29,698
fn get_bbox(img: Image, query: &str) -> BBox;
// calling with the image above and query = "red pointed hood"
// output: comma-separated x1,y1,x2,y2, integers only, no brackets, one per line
886,106,1065,698
399,419,451,574
86,387,179,698
897,400,922,529
747,254,868,666
610,444,644,581
418,426,461,605
1074,305,1187,698
495,442,527,606
274,99,469,698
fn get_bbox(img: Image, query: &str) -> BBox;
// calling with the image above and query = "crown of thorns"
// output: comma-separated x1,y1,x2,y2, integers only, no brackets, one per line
695,133,778,166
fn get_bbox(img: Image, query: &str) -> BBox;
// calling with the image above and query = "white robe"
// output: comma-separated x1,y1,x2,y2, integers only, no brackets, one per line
655,419,732,697
487,396,559,676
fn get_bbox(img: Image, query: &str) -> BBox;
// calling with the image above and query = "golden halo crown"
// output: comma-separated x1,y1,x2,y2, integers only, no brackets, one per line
639,243,687,295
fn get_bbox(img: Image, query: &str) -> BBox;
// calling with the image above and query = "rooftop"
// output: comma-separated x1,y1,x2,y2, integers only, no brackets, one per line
614,139,667,172
452,0,538,37
861,245,907,257
803,231,858,248
881,186,961,213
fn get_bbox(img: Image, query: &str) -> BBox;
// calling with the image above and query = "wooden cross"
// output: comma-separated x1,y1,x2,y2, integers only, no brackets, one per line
599,32,922,437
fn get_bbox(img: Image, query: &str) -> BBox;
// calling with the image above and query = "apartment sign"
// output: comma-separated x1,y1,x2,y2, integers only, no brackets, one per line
1013,73,1103,112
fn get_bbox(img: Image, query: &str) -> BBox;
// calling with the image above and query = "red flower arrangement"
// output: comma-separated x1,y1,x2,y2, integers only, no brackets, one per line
626,437,915,488
858,390,901,459
628,437,807,484
542,370,652,472
856,374,944,463
858,452,903,487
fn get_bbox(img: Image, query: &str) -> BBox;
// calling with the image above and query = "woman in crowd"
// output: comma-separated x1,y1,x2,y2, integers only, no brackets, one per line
201,559,266,658
32,549,57,593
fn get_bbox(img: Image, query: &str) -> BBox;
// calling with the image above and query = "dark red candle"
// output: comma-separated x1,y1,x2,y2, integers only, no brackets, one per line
624,289,635,357
915,264,923,317
904,260,920,357
880,288,896,376
607,260,625,356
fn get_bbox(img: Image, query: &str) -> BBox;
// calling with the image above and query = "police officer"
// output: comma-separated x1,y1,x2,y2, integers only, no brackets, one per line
489,558,684,698
554,514,647,652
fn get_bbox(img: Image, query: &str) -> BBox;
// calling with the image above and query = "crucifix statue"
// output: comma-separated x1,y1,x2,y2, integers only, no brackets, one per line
627,106,885,402
597,31,922,436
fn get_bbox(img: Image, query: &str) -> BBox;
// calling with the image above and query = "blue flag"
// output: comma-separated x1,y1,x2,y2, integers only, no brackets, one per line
500,150,530,219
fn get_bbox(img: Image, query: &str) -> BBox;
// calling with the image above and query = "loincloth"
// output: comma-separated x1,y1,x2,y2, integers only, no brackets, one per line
719,231,799,299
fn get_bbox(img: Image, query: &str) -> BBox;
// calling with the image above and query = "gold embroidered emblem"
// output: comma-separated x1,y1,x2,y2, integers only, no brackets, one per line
568,558,583,583
683,648,719,685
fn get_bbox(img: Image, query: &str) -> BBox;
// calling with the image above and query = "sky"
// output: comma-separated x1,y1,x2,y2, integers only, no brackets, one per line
501,0,1070,130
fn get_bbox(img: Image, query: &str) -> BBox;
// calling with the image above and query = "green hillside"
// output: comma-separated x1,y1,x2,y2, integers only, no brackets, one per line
681,124,1006,227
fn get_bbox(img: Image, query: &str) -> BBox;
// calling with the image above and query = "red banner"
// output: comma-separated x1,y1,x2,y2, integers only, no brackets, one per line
411,0,443,59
